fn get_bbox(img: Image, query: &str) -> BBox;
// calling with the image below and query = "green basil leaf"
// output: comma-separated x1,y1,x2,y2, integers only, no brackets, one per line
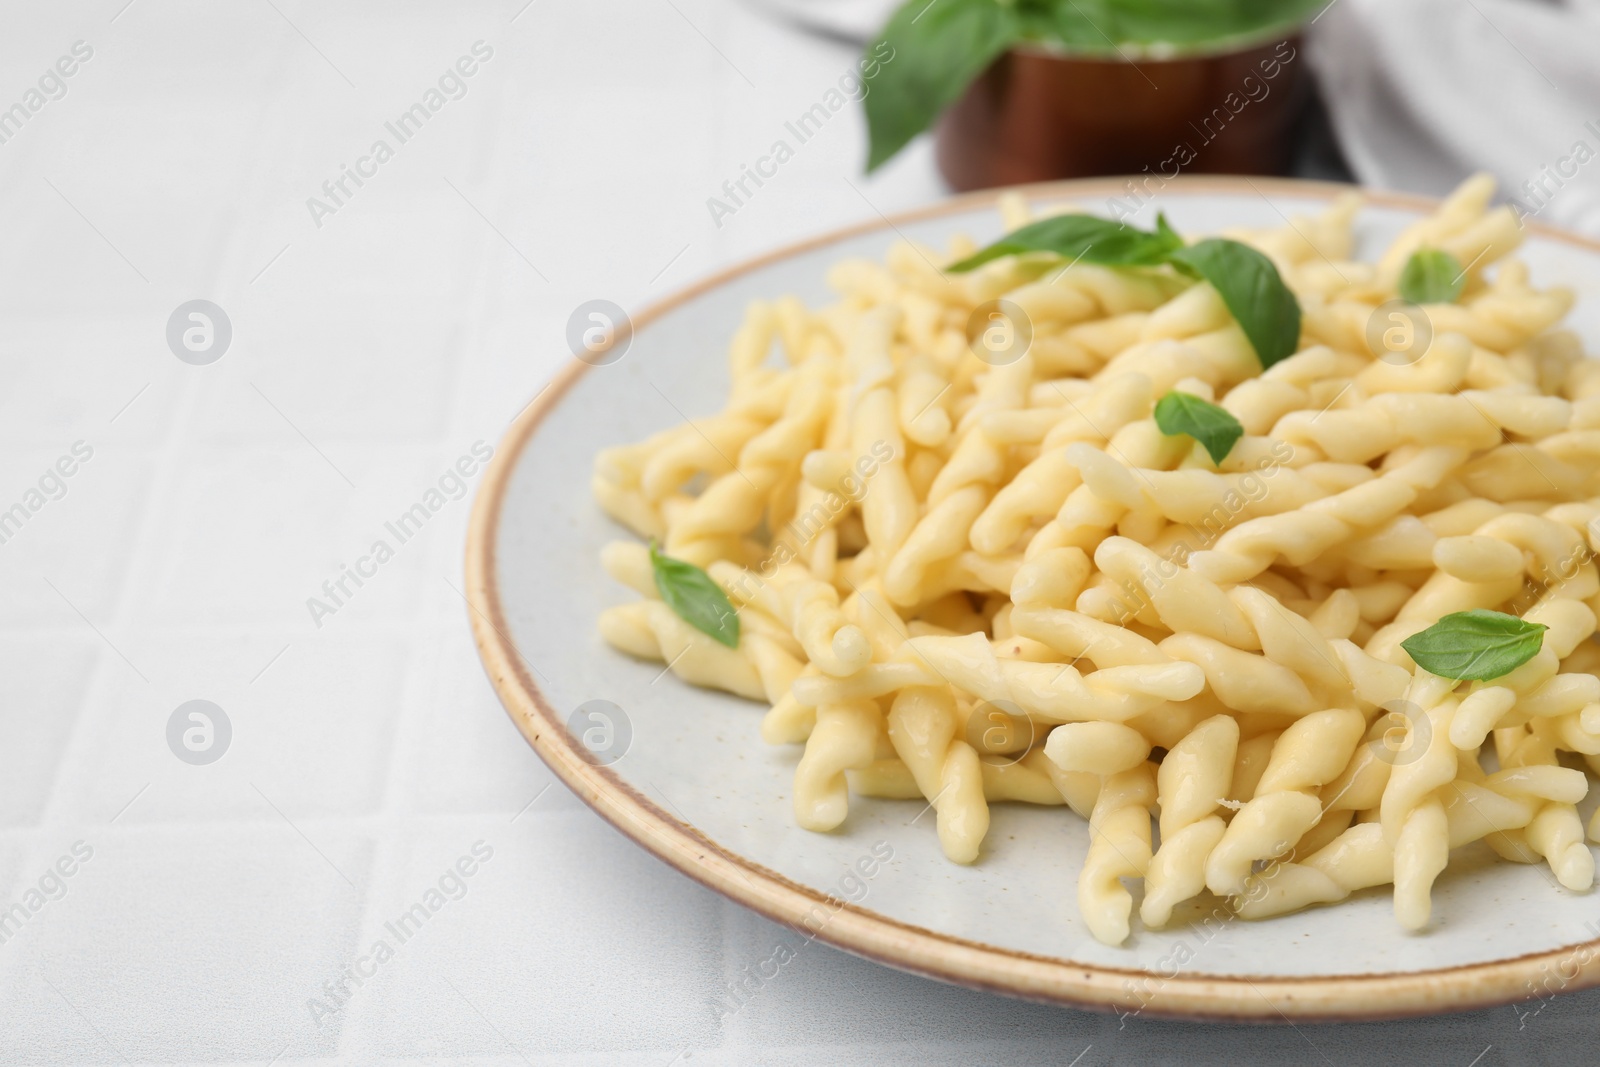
1398,248,1466,305
1167,238,1301,368
1399,610,1547,681
650,543,740,648
1153,390,1244,465
1023,0,1324,54
864,0,1021,172
946,213,1184,273
1155,211,1180,246
948,218,1303,372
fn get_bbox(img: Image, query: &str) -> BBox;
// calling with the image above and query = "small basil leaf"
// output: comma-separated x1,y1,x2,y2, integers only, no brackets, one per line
1167,238,1301,369
1155,211,1180,246
947,213,1184,273
864,0,1021,172
1153,391,1244,465
649,543,740,648
1399,609,1547,681
1399,248,1466,305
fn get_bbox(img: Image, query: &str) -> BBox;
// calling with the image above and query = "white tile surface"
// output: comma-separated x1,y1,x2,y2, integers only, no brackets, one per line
2,0,1582,1062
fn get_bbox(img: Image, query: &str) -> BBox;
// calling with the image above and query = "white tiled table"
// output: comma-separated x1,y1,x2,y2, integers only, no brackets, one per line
0,2,1591,1063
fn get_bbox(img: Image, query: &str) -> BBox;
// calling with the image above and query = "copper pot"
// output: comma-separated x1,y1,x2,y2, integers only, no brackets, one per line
935,33,1309,191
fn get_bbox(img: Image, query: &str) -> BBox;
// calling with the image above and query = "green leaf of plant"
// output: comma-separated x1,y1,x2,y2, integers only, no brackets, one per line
1153,390,1244,465
1155,211,1180,246
946,213,1184,273
1399,610,1547,682
864,0,1021,172
1167,238,1301,368
650,542,740,648
1022,0,1325,54
1398,248,1465,305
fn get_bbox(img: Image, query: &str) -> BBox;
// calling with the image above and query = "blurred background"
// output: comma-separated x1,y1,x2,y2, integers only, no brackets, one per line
0,0,1597,1064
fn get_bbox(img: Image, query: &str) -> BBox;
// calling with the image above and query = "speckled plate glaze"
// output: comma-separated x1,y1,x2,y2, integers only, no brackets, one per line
466,177,1600,1021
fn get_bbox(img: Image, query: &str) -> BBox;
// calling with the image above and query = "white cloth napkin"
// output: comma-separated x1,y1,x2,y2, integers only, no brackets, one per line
1310,0,1600,234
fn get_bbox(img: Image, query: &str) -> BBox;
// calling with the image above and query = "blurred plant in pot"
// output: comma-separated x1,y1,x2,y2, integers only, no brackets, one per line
863,0,1325,190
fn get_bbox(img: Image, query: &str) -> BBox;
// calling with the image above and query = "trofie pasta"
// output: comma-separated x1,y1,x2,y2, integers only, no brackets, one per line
592,175,1600,944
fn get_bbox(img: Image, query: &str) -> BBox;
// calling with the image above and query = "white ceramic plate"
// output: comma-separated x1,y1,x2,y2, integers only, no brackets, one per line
467,177,1600,1021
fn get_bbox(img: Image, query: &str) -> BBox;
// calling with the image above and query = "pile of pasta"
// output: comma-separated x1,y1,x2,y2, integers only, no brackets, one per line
592,175,1600,945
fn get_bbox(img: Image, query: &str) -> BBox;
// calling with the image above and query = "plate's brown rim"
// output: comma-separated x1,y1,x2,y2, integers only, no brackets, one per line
465,175,1600,1023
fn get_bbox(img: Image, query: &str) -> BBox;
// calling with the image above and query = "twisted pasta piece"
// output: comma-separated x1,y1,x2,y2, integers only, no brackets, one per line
1205,708,1365,897
926,351,1033,506
847,308,918,570
884,486,991,606
968,372,1154,554
1189,446,1468,583
638,373,791,503
597,601,765,701
668,361,834,560
1141,715,1238,927
1272,383,1566,465
1044,721,1150,777
1373,672,1459,928
793,699,880,831
1079,764,1155,946
887,686,988,863
881,632,1201,723
1237,778,1544,919
1008,547,1174,669
1497,721,1596,890
1084,537,1386,718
